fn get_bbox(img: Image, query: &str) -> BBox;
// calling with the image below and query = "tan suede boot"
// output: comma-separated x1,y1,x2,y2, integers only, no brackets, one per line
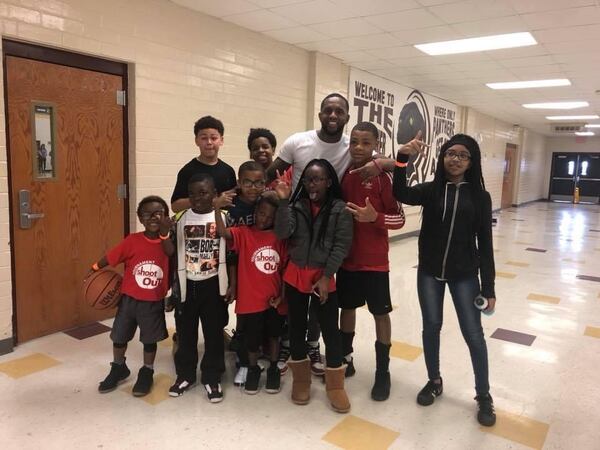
288,358,311,405
325,366,351,413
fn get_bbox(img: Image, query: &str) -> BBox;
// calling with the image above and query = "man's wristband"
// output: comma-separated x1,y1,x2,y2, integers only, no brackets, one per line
92,262,100,271
159,232,170,240
395,161,408,168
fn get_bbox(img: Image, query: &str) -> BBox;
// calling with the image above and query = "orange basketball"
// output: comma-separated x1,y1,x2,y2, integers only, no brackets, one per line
83,269,123,310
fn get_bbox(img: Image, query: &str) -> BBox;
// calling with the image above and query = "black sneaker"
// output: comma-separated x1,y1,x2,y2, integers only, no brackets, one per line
371,371,391,401
169,378,195,397
416,379,443,406
205,383,224,403
244,366,261,395
132,367,154,397
265,364,281,394
344,358,356,377
475,393,496,426
98,362,130,393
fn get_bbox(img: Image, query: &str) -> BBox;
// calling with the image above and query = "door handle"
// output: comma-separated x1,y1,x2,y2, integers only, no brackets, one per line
19,190,44,229
23,212,45,220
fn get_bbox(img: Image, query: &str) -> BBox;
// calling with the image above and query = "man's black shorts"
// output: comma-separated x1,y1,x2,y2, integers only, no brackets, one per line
337,268,392,315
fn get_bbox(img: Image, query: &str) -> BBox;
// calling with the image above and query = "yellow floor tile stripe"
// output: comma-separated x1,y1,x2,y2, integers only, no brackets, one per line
584,326,600,339
323,415,400,450
0,353,61,379
527,293,560,304
514,241,533,245
506,261,529,267
481,410,549,449
390,341,423,361
497,271,517,279
121,373,174,405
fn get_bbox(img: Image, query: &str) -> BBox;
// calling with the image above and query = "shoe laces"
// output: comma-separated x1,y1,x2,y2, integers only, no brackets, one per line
308,345,322,362
475,394,494,413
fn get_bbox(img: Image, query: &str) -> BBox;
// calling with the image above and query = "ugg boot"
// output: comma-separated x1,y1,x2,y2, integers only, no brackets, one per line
371,341,391,401
324,366,351,413
287,358,311,405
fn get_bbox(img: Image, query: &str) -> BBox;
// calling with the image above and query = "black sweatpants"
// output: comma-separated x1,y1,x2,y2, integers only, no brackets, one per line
286,283,342,368
174,277,228,385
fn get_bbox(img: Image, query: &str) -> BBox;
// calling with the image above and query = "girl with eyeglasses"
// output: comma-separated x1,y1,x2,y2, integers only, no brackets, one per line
393,132,497,427
274,158,353,413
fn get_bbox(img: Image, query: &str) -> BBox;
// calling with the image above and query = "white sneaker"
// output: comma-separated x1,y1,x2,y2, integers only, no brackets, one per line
234,366,248,386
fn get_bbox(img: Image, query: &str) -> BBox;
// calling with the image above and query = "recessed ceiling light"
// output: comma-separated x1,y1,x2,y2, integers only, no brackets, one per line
584,124,600,128
486,79,571,89
575,131,594,136
546,115,600,120
415,32,536,56
523,101,589,109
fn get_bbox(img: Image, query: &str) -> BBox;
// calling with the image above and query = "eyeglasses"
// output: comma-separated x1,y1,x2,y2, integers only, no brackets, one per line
240,179,266,189
140,210,165,220
444,150,471,161
302,176,328,185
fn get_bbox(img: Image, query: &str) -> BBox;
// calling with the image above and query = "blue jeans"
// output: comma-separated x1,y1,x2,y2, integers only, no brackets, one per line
417,270,490,395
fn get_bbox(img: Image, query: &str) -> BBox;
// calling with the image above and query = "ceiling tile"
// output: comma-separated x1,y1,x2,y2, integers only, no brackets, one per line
263,26,329,43
330,49,379,62
367,46,423,59
171,0,259,17
224,10,298,31
506,0,595,14
309,18,384,38
498,55,557,68
364,8,444,32
450,15,529,38
533,23,600,44
427,0,517,24
352,60,396,70
391,25,460,44
522,6,600,30
269,0,360,25
330,0,420,15
339,33,405,50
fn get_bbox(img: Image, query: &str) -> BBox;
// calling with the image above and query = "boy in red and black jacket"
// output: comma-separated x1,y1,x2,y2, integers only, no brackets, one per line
339,122,405,402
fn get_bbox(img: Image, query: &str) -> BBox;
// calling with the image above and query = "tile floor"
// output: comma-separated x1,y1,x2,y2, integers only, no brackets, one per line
1,201,599,449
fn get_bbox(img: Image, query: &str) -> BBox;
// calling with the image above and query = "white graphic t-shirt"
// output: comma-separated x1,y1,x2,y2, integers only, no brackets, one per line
183,210,220,281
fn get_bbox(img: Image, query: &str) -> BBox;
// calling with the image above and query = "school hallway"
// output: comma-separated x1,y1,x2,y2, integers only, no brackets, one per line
0,201,598,450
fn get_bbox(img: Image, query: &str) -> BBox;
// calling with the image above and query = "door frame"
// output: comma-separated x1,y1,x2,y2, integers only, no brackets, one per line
2,39,130,345
548,152,600,202
501,143,518,209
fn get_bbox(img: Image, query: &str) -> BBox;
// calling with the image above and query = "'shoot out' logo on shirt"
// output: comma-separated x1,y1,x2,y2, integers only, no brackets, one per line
251,246,280,274
133,261,164,289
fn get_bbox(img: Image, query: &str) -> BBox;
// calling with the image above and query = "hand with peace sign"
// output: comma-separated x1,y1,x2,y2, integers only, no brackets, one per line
274,169,292,200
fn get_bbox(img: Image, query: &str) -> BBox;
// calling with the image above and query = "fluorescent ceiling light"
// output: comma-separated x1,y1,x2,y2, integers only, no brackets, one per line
486,79,571,89
546,115,600,120
575,131,594,136
584,124,600,128
415,32,536,56
523,101,589,109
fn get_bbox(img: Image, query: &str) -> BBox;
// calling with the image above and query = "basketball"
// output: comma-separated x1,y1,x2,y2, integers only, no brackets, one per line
83,269,123,310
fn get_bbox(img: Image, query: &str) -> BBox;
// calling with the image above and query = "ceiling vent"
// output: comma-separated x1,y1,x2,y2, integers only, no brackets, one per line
551,124,585,133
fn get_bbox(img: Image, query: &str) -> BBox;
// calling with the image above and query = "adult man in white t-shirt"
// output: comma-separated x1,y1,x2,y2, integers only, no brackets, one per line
267,93,392,190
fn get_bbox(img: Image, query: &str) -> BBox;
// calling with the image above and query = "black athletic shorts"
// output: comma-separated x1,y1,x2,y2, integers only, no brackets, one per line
336,268,392,315
110,294,168,344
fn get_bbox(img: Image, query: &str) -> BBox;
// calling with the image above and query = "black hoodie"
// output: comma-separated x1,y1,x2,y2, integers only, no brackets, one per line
392,140,496,299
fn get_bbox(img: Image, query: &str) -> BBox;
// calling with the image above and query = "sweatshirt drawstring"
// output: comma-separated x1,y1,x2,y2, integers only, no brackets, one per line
442,183,450,222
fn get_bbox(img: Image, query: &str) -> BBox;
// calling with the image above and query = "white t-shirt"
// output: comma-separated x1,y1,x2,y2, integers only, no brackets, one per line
182,210,220,281
278,130,350,190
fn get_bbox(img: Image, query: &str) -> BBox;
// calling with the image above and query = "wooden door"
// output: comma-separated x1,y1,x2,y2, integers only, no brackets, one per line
501,144,517,209
6,54,127,342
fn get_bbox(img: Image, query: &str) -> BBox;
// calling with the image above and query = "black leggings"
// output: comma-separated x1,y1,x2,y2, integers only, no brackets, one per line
286,283,342,368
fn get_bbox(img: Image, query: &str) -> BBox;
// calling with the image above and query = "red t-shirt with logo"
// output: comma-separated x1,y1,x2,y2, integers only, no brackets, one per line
230,226,287,315
106,232,170,302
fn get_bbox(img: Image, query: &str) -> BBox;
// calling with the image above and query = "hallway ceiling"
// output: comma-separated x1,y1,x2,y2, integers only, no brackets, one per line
171,0,600,136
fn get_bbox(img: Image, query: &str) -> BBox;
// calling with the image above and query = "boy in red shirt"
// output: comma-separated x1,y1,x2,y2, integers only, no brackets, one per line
214,191,286,395
339,122,405,401
91,196,173,397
